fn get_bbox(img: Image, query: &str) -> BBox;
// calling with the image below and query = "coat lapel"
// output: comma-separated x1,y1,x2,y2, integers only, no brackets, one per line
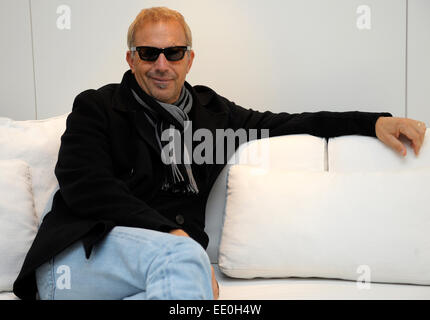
131,110,161,155
112,73,160,155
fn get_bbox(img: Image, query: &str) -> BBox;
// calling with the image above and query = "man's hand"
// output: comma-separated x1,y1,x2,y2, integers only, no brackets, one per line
169,229,219,299
211,265,220,300
375,117,426,156
169,229,190,237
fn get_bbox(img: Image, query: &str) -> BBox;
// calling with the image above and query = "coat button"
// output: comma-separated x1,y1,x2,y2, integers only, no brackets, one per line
175,214,185,225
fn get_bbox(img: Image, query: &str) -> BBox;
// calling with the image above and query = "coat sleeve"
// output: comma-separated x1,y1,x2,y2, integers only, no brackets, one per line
55,89,180,233
223,98,392,138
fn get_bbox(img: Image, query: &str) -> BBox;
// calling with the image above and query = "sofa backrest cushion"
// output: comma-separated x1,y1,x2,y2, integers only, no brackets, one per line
205,134,327,263
0,114,68,223
218,164,430,285
328,130,429,172
0,160,38,291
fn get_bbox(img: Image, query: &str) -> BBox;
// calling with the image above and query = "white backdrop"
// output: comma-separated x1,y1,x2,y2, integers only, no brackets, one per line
0,0,429,124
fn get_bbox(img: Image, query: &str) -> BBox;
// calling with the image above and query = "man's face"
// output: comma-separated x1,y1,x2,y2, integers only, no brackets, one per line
126,20,194,104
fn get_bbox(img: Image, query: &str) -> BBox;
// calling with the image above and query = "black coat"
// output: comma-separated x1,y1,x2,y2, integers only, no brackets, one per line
13,70,391,299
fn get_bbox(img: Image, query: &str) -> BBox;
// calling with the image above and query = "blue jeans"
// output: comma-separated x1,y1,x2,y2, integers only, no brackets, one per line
35,226,214,300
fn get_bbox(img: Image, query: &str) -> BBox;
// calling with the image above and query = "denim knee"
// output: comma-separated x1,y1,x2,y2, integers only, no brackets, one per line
171,236,211,268
145,235,213,299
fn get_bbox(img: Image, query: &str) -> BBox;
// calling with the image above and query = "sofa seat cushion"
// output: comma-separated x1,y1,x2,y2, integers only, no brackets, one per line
0,292,20,300
212,264,430,300
219,165,430,285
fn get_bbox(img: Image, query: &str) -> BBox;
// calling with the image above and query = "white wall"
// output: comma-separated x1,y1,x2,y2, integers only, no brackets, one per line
408,0,430,123
0,0,428,124
0,0,36,120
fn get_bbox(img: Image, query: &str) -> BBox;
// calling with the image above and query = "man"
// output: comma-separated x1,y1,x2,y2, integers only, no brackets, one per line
13,7,426,300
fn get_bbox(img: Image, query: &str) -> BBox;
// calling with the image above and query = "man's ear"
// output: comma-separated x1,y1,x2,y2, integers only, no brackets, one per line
186,50,195,74
126,50,135,73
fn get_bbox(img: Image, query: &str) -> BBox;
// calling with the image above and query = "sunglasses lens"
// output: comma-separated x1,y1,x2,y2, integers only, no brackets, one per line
137,47,160,61
164,47,187,61
135,46,188,61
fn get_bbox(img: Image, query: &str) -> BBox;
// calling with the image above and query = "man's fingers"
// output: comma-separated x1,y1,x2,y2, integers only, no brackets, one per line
399,122,423,155
386,134,407,156
411,138,423,156
395,120,426,156
413,121,426,155
415,122,427,154
417,121,426,132
211,266,219,300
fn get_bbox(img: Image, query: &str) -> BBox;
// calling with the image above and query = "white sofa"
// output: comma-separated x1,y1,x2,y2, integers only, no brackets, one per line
1,114,430,300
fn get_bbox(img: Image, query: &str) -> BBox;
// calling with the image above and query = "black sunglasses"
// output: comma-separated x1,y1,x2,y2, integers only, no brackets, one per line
131,46,191,62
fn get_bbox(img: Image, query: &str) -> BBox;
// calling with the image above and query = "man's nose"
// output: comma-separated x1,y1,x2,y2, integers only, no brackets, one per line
153,52,169,71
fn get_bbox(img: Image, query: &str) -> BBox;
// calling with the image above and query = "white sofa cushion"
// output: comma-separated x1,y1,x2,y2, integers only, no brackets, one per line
205,134,327,263
231,134,328,171
0,160,38,291
328,130,429,172
0,114,68,223
219,164,430,285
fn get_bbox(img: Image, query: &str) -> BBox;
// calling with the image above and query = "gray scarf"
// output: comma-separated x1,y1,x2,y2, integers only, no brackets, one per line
131,86,199,195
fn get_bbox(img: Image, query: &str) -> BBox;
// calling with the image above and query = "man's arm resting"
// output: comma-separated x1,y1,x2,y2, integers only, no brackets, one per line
225,99,427,156
225,98,392,139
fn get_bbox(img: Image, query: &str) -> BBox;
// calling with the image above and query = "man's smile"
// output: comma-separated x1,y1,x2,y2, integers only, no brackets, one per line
150,76,173,82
